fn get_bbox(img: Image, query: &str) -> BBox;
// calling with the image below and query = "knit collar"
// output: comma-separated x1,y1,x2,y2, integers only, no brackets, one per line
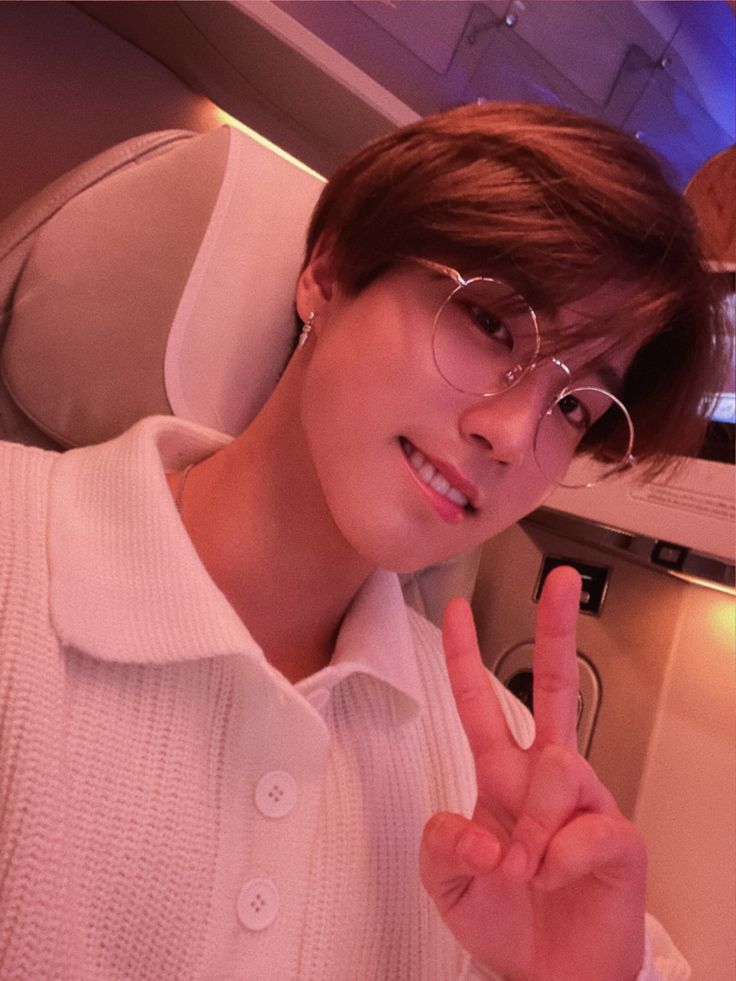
47,416,423,714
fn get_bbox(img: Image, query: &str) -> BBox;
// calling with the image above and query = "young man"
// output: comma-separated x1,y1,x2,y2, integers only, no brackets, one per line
0,102,723,979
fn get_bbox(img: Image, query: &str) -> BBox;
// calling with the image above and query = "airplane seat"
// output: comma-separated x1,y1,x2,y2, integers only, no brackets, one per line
0,125,324,450
0,122,480,622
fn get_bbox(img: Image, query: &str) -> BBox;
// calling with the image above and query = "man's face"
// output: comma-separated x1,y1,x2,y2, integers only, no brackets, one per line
296,261,639,574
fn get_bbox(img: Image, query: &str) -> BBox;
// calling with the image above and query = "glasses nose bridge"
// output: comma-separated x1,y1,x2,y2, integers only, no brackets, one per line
466,353,576,463
464,368,551,465
496,355,571,410
528,356,571,408
528,356,572,406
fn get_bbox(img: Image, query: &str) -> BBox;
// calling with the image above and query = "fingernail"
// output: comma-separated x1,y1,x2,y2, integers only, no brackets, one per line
502,840,528,880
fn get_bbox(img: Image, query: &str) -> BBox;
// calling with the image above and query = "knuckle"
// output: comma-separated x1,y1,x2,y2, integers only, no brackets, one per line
423,811,470,857
588,813,620,849
424,811,454,846
515,811,551,849
539,742,582,779
534,665,577,695
452,678,487,708
585,813,636,858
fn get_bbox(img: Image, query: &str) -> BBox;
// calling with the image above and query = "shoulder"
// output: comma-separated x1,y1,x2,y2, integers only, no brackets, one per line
0,435,53,467
0,435,57,477
0,439,57,545
0,440,58,594
0,440,58,668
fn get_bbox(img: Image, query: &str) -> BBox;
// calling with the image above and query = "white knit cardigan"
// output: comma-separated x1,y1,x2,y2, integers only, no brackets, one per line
0,417,684,980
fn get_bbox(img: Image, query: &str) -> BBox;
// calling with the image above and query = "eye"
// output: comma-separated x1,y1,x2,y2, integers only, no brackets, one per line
556,392,592,432
463,302,514,349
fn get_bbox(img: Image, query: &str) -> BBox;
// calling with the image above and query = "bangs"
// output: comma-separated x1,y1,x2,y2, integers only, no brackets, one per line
305,101,723,466
533,285,672,365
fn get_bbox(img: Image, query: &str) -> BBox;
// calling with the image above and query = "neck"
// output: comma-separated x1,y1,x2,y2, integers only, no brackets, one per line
167,368,374,684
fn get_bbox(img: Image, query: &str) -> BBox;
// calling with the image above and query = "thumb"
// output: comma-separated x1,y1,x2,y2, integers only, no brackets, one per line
420,812,501,911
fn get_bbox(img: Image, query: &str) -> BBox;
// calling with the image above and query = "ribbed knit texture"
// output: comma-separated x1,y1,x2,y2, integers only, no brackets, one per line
0,423,482,980
0,419,682,980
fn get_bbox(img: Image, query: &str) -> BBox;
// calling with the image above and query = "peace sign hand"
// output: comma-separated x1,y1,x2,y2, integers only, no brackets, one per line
420,567,647,981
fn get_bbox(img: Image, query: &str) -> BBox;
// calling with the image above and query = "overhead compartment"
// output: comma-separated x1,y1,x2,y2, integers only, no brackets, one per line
268,0,734,187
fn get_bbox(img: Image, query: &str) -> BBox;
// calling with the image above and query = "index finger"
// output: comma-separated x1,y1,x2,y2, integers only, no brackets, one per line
442,596,517,760
533,565,582,749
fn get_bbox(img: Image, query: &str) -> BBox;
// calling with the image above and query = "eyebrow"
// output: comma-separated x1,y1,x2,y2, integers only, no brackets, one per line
553,341,627,392
576,362,625,394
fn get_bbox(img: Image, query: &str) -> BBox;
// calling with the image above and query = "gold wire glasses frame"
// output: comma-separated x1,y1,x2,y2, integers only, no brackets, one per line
410,257,636,489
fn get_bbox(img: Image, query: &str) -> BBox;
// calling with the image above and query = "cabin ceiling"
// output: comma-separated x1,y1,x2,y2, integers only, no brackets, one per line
57,2,736,187
275,0,735,186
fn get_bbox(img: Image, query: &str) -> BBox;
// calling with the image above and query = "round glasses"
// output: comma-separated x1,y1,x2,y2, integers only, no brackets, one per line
430,267,541,397
533,383,635,488
412,258,635,488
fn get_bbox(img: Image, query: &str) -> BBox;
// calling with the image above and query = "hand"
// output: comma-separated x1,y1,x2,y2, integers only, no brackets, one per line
420,566,647,981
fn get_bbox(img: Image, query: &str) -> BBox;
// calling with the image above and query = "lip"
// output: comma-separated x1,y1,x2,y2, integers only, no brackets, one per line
400,437,480,522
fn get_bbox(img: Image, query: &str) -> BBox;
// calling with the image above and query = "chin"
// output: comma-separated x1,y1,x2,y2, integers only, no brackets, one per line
348,525,477,577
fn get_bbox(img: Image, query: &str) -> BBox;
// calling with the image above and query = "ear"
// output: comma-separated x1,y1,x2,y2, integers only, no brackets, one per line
295,235,338,323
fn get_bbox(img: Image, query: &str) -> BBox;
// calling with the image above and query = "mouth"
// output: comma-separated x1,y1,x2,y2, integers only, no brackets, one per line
400,437,478,520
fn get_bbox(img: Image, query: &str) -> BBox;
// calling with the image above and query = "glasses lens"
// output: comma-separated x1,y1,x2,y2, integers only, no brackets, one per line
432,279,539,396
534,387,634,488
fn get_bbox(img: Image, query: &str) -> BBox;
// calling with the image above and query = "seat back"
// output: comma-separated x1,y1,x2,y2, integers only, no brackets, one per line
0,124,479,622
0,125,323,448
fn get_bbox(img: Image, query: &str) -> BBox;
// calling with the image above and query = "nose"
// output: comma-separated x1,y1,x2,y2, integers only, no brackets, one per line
459,368,561,467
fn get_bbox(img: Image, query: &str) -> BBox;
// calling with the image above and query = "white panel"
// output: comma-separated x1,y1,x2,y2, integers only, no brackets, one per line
625,66,733,187
232,2,417,126
462,14,596,113
354,0,473,74
635,586,736,981
481,0,658,106
663,17,736,138
543,458,735,563
630,0,681,44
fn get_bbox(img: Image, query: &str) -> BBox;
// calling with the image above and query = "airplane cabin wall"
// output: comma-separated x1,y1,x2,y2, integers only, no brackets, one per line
473,525,736,981
635,583,735,981
0,2,221,222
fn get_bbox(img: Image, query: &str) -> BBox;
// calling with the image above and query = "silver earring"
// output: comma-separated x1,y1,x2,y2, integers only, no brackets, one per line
298,311,315,348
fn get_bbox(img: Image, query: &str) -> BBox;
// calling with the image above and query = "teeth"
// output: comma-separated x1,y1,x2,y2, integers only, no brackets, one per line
404,441,470,508
430,472,451,495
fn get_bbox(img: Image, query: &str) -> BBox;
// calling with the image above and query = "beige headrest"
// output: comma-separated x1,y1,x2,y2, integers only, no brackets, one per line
0,125,325,447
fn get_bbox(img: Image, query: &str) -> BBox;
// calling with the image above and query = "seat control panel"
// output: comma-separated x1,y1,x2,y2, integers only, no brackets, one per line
535,555,610,616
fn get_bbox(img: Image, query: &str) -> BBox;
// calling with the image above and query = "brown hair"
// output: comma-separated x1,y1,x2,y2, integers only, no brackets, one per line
304,102,727,475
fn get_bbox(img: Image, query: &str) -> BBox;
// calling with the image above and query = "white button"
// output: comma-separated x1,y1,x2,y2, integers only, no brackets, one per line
237,878,279,931
254,770,298,818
